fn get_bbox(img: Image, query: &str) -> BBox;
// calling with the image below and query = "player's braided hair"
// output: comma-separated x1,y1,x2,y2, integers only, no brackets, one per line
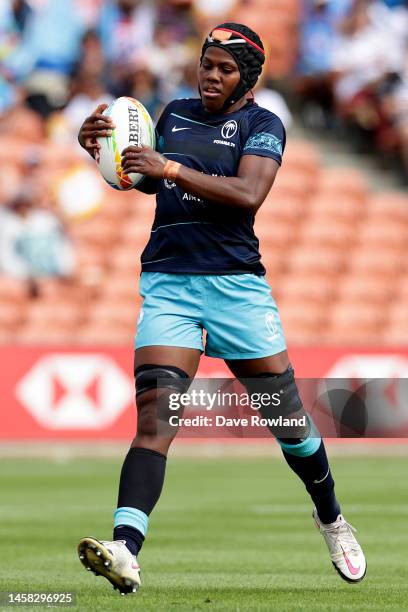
200,23,265,109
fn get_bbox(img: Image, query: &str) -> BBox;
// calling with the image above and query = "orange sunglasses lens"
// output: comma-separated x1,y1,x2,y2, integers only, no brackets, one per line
211,29,233,41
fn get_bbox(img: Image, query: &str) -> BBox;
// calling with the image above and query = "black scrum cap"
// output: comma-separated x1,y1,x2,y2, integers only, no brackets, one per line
200,23,265,109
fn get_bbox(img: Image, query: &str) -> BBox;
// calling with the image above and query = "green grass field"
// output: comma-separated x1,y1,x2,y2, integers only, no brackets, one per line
1,453,407,611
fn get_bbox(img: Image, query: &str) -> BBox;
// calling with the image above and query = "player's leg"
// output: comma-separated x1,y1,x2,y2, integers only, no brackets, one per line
226,352,341,523
202,274,365,582
78,272,204,592
78,346,200,593
113,346,200,556
226,353,366,583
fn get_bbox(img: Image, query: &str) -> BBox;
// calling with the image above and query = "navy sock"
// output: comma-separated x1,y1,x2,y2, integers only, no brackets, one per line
113,524,144,557
282,440,341,524
114,447,167,555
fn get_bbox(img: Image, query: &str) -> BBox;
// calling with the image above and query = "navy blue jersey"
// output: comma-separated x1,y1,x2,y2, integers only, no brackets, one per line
140,98,286,275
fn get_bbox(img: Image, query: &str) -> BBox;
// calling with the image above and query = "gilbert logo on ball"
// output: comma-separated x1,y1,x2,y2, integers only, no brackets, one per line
96,96,155,191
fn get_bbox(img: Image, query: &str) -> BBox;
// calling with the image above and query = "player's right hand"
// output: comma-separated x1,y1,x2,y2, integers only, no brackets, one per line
78,103,116,159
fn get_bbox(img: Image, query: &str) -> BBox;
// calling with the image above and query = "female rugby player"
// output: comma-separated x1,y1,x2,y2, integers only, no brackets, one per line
77,23,366,594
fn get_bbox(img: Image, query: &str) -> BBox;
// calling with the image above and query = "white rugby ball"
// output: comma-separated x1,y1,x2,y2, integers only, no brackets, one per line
96,96,155,191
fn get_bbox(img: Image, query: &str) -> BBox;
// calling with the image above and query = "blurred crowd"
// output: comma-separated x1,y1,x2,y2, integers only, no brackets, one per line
296,0,408,182
0,0,407,287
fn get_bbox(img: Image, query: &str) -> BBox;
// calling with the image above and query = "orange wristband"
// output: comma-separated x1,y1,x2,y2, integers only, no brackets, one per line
163,160,181,181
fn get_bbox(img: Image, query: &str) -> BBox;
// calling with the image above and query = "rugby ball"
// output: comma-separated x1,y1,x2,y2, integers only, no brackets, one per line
96,96,155,191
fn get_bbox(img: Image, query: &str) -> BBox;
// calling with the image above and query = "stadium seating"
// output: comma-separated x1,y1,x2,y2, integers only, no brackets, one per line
0,302,27,332
2,138,407,348
357,220,407,250
347,248,404,278
284,141,320,175
74,322,135,345
324,302,385,345
232,0,300,78
100,272,142,302
337,276,394,306
286,246,346,275
88,300,138,329
316,168,368,202
384,301,408,344
298,219,356,250
369,193,408,223
275,274,335,305
0,277,30,303
278,300,326,344
308,195,365,222
15,321,79,344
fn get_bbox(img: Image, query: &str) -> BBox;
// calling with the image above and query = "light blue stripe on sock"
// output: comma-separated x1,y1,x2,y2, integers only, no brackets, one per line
114,507,149,536
279,435,321,457
278,419,322,457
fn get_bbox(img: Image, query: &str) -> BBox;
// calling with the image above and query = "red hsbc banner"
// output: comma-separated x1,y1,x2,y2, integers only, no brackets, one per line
0,346,407,440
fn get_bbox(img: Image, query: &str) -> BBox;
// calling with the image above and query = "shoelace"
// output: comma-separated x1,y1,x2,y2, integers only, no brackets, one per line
324,519,360,554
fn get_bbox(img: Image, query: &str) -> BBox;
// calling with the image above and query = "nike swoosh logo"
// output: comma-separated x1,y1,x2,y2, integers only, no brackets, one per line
341,546,361,575
313,468,330,484
172,126,191,132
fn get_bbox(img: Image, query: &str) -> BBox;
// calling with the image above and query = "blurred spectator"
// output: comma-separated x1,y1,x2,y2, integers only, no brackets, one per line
4,0,87,117
148,23,196,101
72,29,107,81
0,0,33,113
74,0,105,29
173,59,199,99
0,73,20,115
194,0,238,33
294,0,408,181
98,0,157,95
4,0,85,79
0,165,23,205
0,0,33,60
0,0,32,46
158,0,197,41
330,0,405,149
298,0,339,77
381,0,406,6
50,68,114,143
381,51,408,182
294,0,342,127
47,28,112,142
254,83,293,130
333,0,404,104
0,190,75,281
121,61,164,119
0,104,44,142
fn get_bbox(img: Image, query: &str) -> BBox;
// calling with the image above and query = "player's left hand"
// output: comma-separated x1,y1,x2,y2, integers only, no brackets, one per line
121,146,167,179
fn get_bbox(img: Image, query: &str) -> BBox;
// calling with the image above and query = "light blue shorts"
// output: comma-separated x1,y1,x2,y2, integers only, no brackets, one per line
135,273,287,360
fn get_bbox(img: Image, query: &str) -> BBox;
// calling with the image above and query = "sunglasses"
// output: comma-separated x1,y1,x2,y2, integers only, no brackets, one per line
207,28,265,56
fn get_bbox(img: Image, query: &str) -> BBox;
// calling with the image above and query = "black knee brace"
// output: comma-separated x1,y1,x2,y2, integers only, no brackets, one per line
134,364,191,431
242,365,311,441
135,364,190,398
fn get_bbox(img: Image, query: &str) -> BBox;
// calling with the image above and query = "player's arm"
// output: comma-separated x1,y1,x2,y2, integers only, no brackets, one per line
121,146,280,213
